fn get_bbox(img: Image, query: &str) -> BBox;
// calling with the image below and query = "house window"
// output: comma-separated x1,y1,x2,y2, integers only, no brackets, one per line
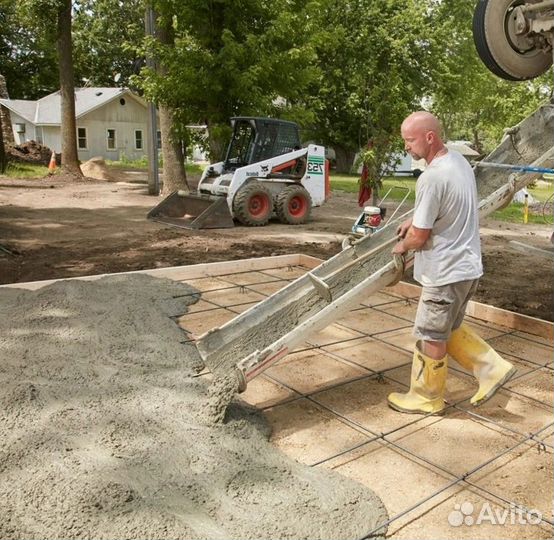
107,128,116,150
135,130,143,150
156,130,162,150
77,127,87,149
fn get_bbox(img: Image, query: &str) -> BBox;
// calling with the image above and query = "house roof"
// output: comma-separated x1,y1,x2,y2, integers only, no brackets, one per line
0,87,146,126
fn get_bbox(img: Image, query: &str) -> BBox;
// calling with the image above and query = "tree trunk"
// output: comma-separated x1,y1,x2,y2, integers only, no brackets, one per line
156,12,188,195
206,121,228,162
0,75,14,148
334,146,356,174
159,105,189,195
57,0,82,177
0,114,6,174
472,128,484,156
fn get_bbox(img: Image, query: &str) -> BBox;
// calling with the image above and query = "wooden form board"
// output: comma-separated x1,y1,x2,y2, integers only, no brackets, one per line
0,254,316,291
2,253,551,340
387,280,554,341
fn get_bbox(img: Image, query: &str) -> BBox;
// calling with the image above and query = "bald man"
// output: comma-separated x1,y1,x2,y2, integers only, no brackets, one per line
387,111,515,415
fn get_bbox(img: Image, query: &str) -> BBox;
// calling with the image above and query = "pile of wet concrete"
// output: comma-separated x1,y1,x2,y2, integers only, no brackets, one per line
0,274,387,539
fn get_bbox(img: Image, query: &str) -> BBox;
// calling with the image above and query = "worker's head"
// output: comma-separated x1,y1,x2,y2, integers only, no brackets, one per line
401,111,445,163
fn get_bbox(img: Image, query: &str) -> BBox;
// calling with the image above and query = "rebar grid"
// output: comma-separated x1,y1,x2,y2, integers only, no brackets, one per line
259,369,554,535
178,264,553,536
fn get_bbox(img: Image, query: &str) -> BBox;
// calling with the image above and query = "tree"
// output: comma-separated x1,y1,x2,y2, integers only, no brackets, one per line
135,0,315,160
0,111,5,173
57,0,82,176
154,6,189,194
72,0,144,88
0,1,59,99
19,0,82,176
302,0,433,174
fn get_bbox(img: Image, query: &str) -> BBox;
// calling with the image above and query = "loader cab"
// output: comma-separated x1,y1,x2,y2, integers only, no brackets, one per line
223,117,301,172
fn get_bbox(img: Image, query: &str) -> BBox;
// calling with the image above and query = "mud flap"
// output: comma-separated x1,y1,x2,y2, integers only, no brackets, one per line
147,191,235,230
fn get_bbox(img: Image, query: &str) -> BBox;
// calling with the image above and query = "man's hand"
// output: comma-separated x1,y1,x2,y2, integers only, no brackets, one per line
391,223,432,255
392,239,406,255
396,219,412,239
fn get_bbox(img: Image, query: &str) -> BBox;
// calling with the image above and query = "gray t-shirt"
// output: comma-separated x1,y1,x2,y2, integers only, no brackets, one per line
412,150,483,287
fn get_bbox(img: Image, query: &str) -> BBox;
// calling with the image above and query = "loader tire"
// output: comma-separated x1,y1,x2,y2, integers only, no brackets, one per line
276,184,312,225
233,181,274,226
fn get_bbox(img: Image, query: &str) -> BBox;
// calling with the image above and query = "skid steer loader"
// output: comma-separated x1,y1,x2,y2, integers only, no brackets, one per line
147,117,329,229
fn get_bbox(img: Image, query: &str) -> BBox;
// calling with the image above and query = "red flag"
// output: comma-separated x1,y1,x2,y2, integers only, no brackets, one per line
358,164,371,207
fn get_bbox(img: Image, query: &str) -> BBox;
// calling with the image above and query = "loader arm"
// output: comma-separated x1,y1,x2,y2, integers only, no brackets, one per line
196,103,554,390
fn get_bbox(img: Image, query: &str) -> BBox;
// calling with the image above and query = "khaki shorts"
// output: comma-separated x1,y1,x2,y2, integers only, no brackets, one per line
414,279,479,342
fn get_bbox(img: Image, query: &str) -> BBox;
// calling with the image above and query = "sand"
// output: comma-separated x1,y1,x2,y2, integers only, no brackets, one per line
80,157,115,181
0,274,387,539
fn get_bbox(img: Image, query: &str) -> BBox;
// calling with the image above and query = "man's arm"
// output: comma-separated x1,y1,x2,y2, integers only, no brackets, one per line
392,225,431,254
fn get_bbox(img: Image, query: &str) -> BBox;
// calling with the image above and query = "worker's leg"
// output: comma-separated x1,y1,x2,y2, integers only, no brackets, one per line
387,285,456,414
446,279,516,406
421,340,447,359
387,340,448,414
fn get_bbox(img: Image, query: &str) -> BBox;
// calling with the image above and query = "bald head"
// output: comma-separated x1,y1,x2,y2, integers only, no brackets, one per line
401,111,446,163
402,111,443,139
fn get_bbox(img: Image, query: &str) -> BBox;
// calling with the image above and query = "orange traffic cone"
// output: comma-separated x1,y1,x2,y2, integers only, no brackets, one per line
48,152,57,174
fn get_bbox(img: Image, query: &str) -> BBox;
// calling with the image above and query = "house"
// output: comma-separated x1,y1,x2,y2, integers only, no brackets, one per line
0,87,158,161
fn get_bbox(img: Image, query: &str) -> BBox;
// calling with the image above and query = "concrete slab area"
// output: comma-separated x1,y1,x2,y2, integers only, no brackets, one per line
170,255,553,539
7,254,553,539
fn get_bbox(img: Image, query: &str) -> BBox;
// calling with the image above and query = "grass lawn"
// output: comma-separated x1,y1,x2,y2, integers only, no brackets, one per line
490,204,550,224
331,173,416,201
107,158,204,176
527,184,554,202
2,162,49,178
331,172,553,225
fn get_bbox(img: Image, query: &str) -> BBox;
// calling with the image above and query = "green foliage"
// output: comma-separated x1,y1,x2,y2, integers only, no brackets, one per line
132,0,316,156
72,0,145,88
302,0,433,173
0,0,59,98
2,0,144,98
427,0,552,154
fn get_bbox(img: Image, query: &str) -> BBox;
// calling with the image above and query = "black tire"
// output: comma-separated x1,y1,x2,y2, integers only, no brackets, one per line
275,185,312,225
232,181,273,226
473,0,552,81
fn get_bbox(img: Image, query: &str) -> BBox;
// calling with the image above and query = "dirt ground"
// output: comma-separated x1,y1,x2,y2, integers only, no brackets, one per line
1,166,552,321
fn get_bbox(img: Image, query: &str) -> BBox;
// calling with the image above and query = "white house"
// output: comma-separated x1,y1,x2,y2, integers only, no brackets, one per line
0,87,157,161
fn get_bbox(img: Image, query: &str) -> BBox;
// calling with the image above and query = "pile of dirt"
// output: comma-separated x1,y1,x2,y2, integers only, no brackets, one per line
0,274,387,540
7,140,55,165
80,156,115,181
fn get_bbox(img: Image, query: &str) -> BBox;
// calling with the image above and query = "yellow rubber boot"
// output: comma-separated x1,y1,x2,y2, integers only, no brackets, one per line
387,341,447,414
447,323,516,406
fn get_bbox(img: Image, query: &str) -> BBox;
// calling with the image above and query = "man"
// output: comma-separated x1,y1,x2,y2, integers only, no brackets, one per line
388,111,515,415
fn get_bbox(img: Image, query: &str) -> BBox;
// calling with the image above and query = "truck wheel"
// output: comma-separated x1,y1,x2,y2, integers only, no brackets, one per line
233,181,274,226
473,0,552,81
276,185,312,225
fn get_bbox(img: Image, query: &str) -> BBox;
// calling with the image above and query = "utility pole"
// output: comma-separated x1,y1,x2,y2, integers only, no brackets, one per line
145,5,159,195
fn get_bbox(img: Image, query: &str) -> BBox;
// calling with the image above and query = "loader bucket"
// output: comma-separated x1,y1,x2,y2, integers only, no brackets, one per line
147,191,235,230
